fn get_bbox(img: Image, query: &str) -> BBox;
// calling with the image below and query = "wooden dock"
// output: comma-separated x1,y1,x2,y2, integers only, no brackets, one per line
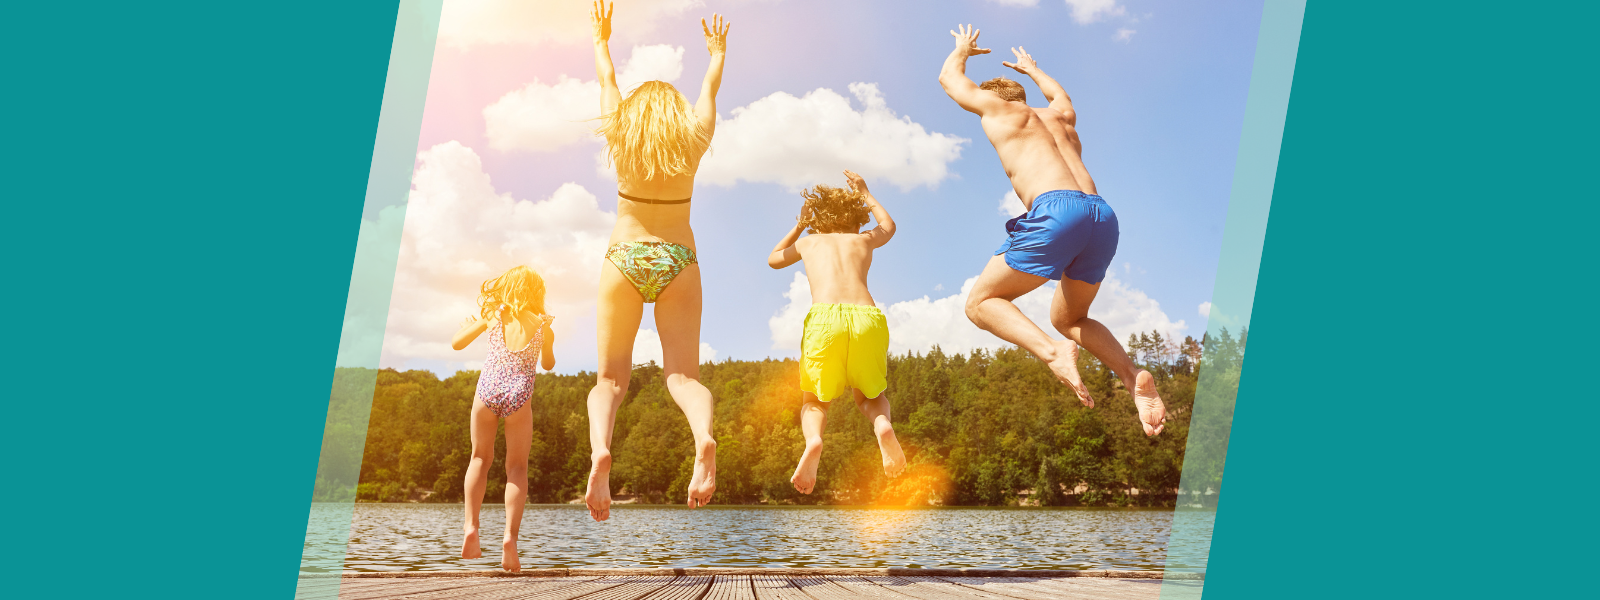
296,569,1202,599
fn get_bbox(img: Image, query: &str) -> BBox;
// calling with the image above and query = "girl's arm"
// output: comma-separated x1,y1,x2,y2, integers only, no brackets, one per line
540,316,557,371
593,2,621,116
846,170,896,248
451,312,491,350
694,14,730,140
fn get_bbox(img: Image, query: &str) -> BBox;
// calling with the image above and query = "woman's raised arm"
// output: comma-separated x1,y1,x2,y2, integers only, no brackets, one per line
592,1,621,116
695,14,729,139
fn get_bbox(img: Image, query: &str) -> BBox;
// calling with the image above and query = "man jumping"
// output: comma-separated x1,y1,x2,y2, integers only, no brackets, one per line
939,25,1166,436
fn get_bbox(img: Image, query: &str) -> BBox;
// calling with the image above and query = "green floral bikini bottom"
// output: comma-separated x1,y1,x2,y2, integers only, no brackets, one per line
605,241,698,303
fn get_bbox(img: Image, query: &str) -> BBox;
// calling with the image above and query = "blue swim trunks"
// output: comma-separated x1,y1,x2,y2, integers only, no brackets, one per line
994,190,1119,284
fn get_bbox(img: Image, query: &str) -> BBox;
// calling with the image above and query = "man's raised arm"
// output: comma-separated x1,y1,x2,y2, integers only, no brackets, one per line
939,24,1006,115
1003,46,1076,122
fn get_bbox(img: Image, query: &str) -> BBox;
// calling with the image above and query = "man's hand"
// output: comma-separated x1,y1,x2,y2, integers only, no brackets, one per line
1002,46,1037,74
950,24,990,57
702,13,730,56
591,1,613,43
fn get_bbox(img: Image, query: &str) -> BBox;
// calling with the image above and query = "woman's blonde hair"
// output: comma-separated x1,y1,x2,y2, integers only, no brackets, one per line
597,81,711,182
799,185,871,234
478,265,547,321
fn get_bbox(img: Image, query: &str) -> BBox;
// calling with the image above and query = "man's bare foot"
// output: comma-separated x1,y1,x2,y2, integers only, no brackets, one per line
584,453,613,522
1132,370,1167,436
500,538,520,572
875,421,906,478
1048,340,1094,407
790,440,823,494
686,440,717,507
461,527,481,559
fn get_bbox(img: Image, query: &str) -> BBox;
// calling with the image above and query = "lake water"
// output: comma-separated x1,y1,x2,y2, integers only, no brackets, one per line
302,503,1211,573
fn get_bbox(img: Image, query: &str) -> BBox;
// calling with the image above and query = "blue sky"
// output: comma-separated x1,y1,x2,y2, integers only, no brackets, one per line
370,0,1265,375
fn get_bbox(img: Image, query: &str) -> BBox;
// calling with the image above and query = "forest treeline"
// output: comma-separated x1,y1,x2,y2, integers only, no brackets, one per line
311,329,1245,508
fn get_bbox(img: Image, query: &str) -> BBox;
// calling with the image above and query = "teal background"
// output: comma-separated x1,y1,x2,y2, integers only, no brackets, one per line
5,1,1592,599
5,2,399,599
1205,1,1593,598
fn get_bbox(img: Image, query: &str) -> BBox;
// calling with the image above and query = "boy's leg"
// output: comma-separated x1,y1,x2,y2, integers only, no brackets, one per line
1049,278,1166,436
461,400,498,559
500,404,532,572
791,394,828,494
853,389,905,477
585,264,645,522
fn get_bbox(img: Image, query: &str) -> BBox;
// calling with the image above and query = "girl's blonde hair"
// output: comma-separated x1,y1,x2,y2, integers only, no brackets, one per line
799,185,871,234
597,81,711,182
478,265,547,321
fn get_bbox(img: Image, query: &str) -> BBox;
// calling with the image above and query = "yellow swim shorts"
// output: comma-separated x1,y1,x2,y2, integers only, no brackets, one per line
799,303,889,402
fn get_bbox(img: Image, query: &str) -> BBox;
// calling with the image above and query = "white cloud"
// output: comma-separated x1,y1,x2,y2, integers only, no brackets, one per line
693,83,967,191
1063,0,1126,24
379,141,617,368
999,189,1026,217
1198,301,1212,318
1114,28,1137,42
769,271,1187,359
631,328,718,365
484,45,685,153
438,0,703,48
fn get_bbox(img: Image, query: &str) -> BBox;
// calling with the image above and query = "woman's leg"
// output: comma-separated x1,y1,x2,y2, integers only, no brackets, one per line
653,263,718,508
500,403,532,572
461,399,498,559
585,262,644,522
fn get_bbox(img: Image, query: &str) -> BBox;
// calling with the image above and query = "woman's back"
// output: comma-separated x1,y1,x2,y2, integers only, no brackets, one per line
612,172,700,247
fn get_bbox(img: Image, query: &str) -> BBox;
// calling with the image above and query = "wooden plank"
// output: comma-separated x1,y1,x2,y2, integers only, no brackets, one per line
1016,577,1160,600
701,575,756,600
878,576,1018,600
397,578,603,600
788,576,864,600
337,579,493,600
936,577,1109,600
819,576,910,598
640,576,713,600
567,575,678,600
751,575,812,600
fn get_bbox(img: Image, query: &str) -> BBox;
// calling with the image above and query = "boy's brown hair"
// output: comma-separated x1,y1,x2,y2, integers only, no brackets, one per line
979,77,1026,103
798,184,871,234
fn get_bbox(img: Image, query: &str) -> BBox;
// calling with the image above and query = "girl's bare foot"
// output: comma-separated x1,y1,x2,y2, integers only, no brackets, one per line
584,453,613,522
790,440,823,494
686,440,717,507
1132,370,1167,436
461,527,481,559
1048,340,1095,407
875,421,906,478
500,538,520,572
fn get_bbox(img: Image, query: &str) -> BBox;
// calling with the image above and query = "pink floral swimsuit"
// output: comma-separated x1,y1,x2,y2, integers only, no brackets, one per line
475,312,549,417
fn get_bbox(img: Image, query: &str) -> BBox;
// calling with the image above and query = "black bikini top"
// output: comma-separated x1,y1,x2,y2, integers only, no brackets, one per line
618,191,691,205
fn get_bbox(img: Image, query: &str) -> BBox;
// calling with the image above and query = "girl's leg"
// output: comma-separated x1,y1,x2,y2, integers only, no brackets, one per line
461,399,498,559
854,389,906,477
500,403,532,572
585,263,644,522
653,264,718,508
790,394,828,494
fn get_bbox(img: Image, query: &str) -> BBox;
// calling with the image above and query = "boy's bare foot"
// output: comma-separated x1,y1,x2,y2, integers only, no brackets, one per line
500,538,520,572
1048,340,1094,407
875,421,906,478
584,453,613,522
1132,370,1167,436
461,527,481,559
790,440,823,494
686,440,717,507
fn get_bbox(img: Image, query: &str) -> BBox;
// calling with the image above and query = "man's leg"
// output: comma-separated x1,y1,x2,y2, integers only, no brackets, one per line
964,255,1093,400
1049,278,1166,436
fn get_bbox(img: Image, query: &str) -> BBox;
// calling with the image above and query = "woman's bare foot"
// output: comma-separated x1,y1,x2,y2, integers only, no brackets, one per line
500,538,520,572
686,440,717,507
460,527,481,559
1048,340,1094,407
875,421,906,478
584,452,613,522
1132,370,1167,436
790,440,823,494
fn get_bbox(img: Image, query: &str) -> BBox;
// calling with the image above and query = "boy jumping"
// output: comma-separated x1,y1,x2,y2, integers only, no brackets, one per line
768,170,907,494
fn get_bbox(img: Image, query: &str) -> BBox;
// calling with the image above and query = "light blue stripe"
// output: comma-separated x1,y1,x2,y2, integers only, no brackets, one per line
1163,0,1306,597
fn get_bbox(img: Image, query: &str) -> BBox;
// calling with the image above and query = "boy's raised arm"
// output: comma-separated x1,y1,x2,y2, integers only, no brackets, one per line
846,170,895,248
768,214,805,269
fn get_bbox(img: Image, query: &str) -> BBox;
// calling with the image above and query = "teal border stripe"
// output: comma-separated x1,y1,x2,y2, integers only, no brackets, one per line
1163,0,1305,596
297,0,442,587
